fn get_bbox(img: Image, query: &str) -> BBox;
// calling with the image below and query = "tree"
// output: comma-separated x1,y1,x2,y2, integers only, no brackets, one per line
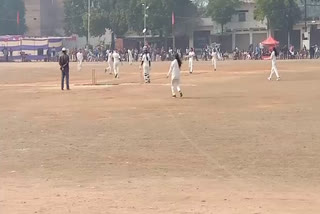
0,0,27,35
64,0,87,37
147,0,198,37
192,0,209,16
64,0,198,42
255,0,301,46
192,0,208,7
207,0,240,34
64,0,141,38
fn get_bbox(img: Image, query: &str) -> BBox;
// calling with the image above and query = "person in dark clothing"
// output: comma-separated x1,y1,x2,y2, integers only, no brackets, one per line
3,47,8,62
310,46,315,59
59,48,70,90
9,48,13,60
47,48,51,62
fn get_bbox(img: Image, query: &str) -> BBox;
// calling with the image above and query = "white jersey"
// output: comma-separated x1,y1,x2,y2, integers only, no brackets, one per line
168,59,181,80
188,51,195,61
76,52,83,61
128,49,133,58
211,51,217,60
142,53,151,67
271,51,276,66
108,52,113,63
113,52,120,64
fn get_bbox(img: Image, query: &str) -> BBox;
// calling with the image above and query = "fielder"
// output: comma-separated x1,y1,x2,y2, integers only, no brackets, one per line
188,48,195,74
268,47,280,81
167,53,183,98
105,50,113,75
211,48,217,71
128,49,133,65
140,49,151,83
76,49,83,72
112,50,121,78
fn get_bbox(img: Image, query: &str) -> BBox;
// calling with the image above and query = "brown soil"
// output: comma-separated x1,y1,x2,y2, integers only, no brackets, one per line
1,60,320,213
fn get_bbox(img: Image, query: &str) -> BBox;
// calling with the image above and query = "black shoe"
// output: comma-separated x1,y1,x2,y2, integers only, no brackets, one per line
67,88,70,90
172,95,177,98
61,88,64,91
179,92,183,97
115,74,118,78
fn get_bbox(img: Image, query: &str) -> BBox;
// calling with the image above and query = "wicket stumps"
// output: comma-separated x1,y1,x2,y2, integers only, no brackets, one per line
92,69,96,85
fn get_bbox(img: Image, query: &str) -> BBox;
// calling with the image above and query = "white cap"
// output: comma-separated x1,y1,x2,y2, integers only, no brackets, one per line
62,47,67,52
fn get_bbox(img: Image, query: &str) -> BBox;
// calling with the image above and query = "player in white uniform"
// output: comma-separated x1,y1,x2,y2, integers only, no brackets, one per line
105,50,113,75
268,47,280,81
211,48,217,71
128,49,133,65
140,50,151,83
167,53,183,98
76,49,83,72
112,50,121,78
188,48,195,74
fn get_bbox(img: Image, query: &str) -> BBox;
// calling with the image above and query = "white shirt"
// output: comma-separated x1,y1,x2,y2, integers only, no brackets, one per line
108,52,113,63
76,52,83,61
128,49,133,58
168,59,181,80
189,51,195,61
271,51,276,66
113,52,120,63
212,51,217,60
142,53,151,67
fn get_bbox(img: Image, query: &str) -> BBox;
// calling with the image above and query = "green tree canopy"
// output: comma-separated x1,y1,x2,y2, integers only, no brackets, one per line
0,0,26,35
255,0,301,45
64,0,198,38
255,0,301,31
207,0,240,34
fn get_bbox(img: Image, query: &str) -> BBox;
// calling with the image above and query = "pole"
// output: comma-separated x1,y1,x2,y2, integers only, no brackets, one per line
305,0,307,32
172,24,175,51
172,12,175,51
144,3,147,46
88,0,91,44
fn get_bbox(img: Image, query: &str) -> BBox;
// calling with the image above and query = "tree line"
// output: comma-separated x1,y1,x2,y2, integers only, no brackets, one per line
64,0,198,38
0,0,26,35
207,0,320,43
0,0,320,41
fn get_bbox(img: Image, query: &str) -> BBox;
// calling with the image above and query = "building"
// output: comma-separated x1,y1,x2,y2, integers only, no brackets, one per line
190,0,320,51
190,0,268,52
24,0,64,36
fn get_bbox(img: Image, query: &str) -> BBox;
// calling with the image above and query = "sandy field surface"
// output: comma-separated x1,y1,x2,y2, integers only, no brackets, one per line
0,59,320,214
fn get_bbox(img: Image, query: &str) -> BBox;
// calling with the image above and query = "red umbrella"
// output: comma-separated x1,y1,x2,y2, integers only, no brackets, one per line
261,36,279,46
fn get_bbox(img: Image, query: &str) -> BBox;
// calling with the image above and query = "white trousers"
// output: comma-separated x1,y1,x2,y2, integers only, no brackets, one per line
171,79,181,95
113,62,120,77
129,56,133,65
143,66,150,83
212,58,217,70
107,62,113,73
77,60,83,72
269,64,280,79
189,59,193,73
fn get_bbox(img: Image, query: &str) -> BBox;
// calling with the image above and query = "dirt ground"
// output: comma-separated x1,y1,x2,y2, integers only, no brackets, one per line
0,59,320,214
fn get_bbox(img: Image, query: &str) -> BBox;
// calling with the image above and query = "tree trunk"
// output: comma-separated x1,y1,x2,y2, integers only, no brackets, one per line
287,30,291,48
221,24,224,35
111,32,115,50
267,18,272,37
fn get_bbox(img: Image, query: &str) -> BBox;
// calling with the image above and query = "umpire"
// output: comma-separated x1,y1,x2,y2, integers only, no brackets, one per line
59,47,70,90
